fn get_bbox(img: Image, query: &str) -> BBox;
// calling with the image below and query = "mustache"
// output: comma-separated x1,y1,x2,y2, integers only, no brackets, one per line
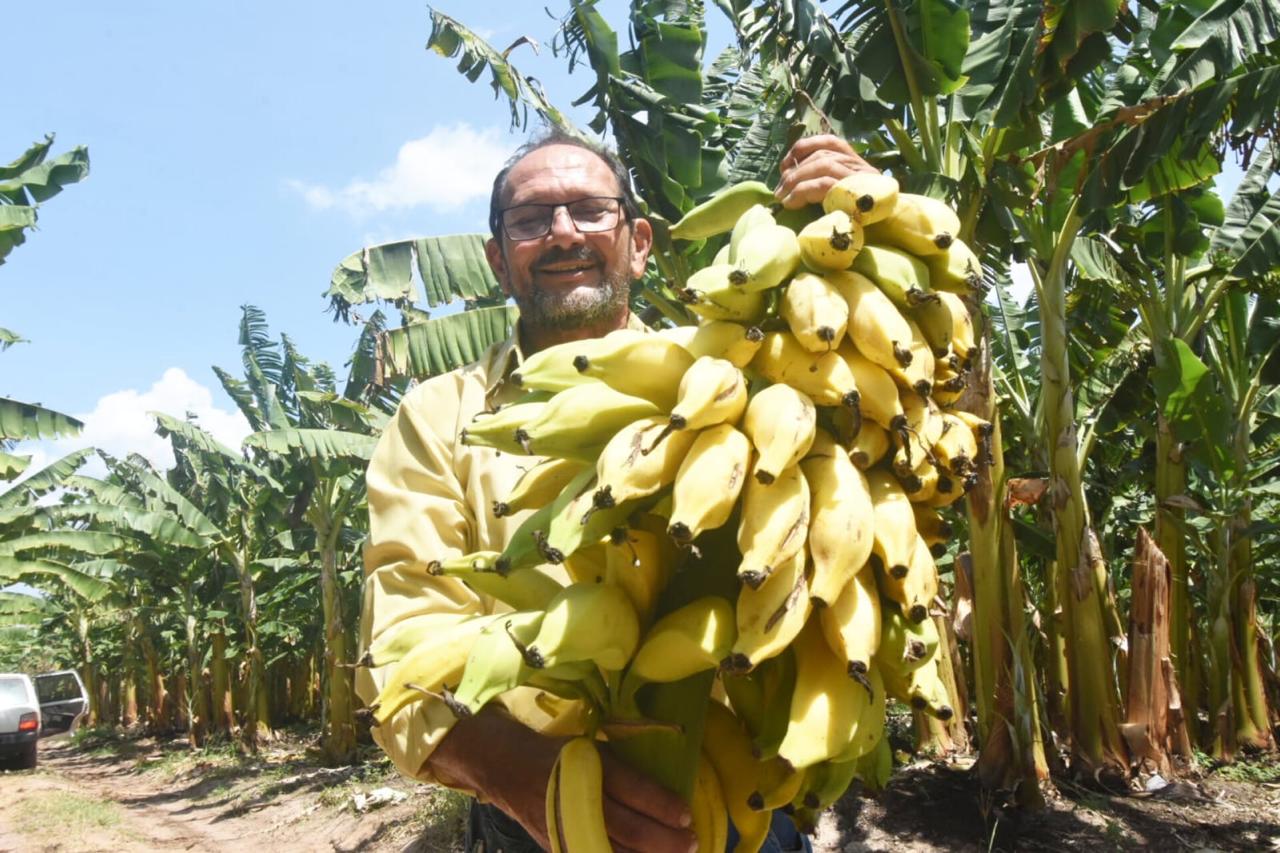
535,246,601,267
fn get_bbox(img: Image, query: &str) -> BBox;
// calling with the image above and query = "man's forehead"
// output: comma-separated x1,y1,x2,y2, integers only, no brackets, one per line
503,144,622,203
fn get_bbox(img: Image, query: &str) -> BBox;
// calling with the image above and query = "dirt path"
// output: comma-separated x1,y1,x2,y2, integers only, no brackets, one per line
4,734,1280,852
0,736,462,853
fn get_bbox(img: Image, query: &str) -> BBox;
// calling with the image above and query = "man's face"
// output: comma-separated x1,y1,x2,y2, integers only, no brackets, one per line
485,144,653,332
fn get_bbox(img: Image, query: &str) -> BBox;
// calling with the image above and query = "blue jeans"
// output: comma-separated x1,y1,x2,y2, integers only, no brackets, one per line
464,800,813,852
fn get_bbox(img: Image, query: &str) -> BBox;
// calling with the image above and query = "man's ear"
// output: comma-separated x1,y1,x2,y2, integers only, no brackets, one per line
628,218,654,280
485,238,512,296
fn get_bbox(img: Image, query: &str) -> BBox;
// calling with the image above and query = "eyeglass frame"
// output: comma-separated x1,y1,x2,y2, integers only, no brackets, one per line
497,196,630,242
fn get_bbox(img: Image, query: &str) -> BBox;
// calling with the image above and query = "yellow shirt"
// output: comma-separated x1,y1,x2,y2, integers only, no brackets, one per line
356,314,648,784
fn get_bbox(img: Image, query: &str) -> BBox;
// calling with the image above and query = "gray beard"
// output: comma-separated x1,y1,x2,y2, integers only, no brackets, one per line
516,269,632,331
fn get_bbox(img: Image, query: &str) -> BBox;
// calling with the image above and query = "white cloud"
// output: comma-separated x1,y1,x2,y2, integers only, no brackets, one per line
9,368,251,480
289,123,515,216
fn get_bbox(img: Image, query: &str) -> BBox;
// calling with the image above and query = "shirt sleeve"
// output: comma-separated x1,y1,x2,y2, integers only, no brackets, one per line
355,375,485,785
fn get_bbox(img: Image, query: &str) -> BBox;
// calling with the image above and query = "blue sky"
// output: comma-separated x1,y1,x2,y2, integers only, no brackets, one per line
6,1,654,466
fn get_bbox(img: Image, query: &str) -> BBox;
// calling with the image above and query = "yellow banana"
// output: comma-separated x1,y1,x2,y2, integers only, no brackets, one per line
738,651,800,762
950,409,995,469
875,531,938,624
847,418,891,471
801,431,874,607
728,204,778,262
604,515,678,626
798,209,864,271
713,243,732,265
750,331,861,412
368,614,497,725
496,498,560,574
625,596,736,686
691,753,730,853
667,423,753,545
670,181,778,241
523,582,640,672
513,328,694,409
822,172,900,225
933,411,980,478
679,265,769,323
515,383,664,461
700,701,788,851
726,549,811,673
837,341,907,432
828,269,915,372
889,317,937,398
737,464,810,589
683,320,766,367
494,456,590,518
428,552,564,612
850,244,937,310
913,504,953,559
911,293,953,359
563,540,608,584
926,237,984,294
864,192,961,255
778,615,869,770
832,663,886,763
866,468,917,581
741,383,817,485
936,291,975,365
931,357,967,407
666,356,748,435
546,737,611,853
593,415,698,510
893,389,944,475
781,272,851,352
734,223,802,293
818,568,881,687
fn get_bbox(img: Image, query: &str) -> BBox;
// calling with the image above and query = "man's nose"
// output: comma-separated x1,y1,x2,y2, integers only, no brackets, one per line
545,205,585,247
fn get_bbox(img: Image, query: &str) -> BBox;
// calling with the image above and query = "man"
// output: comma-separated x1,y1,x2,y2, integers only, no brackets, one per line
357,128,874,852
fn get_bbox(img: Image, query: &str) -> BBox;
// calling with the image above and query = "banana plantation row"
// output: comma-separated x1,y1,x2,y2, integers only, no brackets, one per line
4,0,1280,806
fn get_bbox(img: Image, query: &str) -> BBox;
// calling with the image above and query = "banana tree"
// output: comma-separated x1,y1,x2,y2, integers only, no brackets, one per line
221,306,382,763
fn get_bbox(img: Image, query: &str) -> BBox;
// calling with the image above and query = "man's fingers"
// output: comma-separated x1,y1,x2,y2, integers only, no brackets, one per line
603,796,697,853
600,749,692,829
784,133,856,167
779,176,842,210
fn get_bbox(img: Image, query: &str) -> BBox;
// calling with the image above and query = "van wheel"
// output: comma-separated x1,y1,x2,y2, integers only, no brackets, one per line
19,742,37,770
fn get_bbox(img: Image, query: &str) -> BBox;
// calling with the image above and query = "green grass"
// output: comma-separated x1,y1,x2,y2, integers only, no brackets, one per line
9,792,125,838
407,786,470,850
1208,754,1280,784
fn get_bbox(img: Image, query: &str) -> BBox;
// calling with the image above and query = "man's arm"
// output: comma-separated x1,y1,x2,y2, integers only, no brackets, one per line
775,133,878,209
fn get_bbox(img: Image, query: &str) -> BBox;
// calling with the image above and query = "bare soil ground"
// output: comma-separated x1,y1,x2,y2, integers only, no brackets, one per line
1,728,1279,852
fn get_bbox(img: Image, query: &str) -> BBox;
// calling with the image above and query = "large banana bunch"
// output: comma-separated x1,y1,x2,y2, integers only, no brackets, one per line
382,173,984,841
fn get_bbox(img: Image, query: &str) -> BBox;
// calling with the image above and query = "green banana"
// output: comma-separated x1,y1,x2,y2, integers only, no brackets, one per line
459,396,551,455
513,328,694,409
679,264,769,323
514,383,664,461
851,244,937,310
879,601,940,673
670,181,778,241
427,552,564,611
368,614,498,725
523,582,640,672
734,223,803,293
445,610,545,717
728,204,778,262
493,456,590,518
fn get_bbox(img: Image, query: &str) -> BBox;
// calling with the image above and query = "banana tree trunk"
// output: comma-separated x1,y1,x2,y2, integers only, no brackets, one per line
76,612,99,726
1229,511,1273,752
210,626,235,737
141,630,166,730
185,610,210,747
316,514,356,764
228,547,272,749
965,343,1048,805
1154,415,1193,705
1037,222,1129,780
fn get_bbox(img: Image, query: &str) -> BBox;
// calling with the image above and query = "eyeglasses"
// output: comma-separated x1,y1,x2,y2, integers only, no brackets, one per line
499,196,626,241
